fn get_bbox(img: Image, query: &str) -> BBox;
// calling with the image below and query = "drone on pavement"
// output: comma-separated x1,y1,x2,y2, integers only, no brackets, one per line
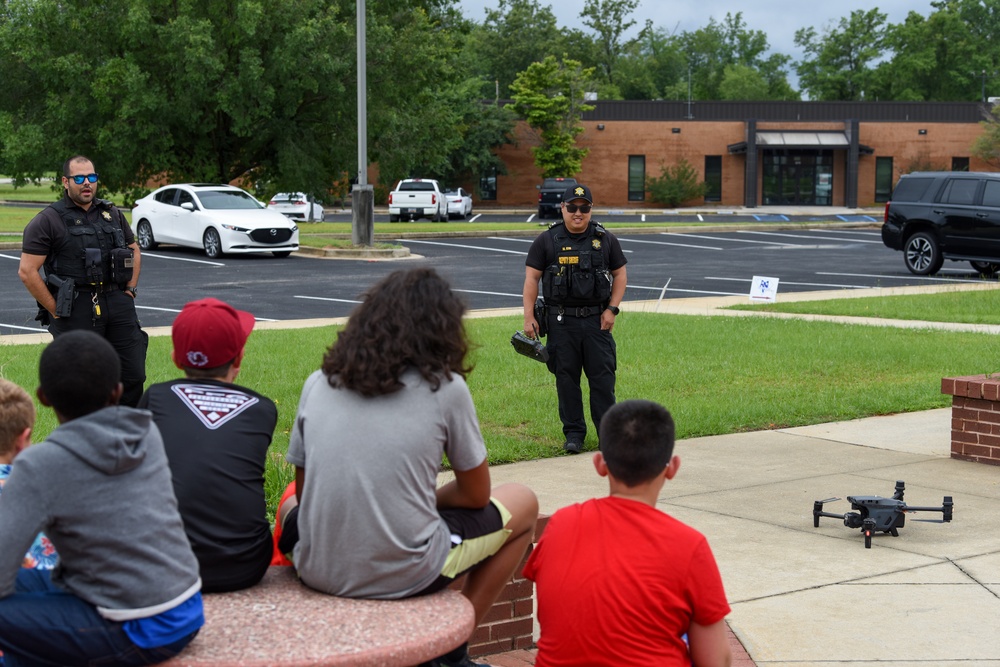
812,480,953,548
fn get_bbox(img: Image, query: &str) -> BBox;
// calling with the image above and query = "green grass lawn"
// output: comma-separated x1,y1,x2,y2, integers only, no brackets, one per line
2,311,997,518
729,287,1000,325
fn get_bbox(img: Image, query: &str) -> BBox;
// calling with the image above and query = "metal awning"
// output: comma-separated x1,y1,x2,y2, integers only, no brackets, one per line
728,131,874,154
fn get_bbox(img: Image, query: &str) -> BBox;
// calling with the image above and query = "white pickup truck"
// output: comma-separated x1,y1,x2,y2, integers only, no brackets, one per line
388,178,449,222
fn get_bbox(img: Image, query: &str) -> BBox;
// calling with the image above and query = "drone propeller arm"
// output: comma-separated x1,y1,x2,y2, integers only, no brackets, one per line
903,496,954,522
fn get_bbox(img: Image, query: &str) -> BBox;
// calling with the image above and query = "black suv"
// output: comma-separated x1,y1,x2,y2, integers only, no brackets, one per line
882,171,1000,275
536,177,578,219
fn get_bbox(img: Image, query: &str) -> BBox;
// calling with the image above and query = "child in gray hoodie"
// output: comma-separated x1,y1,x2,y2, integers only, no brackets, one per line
0,330,204,666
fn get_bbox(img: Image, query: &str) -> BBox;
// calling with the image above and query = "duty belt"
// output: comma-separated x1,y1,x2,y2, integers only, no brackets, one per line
555,305,603,317
75,283,120,294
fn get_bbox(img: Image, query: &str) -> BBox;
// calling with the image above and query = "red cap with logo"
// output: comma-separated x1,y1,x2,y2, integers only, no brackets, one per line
172,298,256,370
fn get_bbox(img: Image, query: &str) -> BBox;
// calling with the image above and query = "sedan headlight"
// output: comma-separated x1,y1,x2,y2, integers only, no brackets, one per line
221,224,250,232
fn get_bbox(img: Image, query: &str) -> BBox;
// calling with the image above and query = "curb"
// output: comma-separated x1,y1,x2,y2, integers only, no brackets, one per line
294,246,412,259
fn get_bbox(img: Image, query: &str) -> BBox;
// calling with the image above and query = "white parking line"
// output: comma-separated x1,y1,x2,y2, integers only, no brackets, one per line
705,277,871,289
627,284,744,297
400,239,528,255
625,237,723,250
135,306,183,313
807,229,882,237
0,323,47,333
141,252,225,266
817,271,996,283
294,295,364,304
453,289,522,298
662,232,792,246
738,230,883,243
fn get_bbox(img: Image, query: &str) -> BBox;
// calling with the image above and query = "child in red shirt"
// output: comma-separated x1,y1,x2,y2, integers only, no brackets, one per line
524,399,732,667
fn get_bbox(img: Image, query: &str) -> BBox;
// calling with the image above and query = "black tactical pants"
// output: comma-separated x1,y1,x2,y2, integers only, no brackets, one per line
48,289,148,407
545,311,617,444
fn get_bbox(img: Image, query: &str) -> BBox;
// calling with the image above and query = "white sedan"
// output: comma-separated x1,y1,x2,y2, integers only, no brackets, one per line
267,192,325,222
132,184,300,259
445,188,473,219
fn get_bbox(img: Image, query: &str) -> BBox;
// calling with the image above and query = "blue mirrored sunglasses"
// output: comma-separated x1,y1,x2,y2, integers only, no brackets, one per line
70,173,99,184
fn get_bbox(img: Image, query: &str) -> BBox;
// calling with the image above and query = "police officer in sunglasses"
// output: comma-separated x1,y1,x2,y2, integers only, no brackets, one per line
523,184,627,454
18,155,147,407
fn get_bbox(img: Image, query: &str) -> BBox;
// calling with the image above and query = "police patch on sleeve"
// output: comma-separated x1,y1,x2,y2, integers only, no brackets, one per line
171,383,259,430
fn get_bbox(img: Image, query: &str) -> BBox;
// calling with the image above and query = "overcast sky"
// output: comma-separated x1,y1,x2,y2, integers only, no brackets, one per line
454,0,935,64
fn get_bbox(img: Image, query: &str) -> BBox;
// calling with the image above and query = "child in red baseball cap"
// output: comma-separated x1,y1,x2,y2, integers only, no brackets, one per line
138,298,278,592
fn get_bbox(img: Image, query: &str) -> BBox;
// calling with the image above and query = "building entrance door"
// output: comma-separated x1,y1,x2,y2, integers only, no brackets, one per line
762,150,833,205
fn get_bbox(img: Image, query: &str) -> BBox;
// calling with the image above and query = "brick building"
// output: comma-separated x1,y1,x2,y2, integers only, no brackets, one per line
482,101,993,209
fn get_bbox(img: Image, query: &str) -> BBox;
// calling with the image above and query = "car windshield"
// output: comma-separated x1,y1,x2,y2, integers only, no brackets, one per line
197,190,263,210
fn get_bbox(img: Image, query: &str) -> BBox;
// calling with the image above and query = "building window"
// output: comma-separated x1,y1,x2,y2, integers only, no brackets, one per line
479,167,497,201
952,157,970,172
705,156,722,202
875,157,893,203
628,156,645,201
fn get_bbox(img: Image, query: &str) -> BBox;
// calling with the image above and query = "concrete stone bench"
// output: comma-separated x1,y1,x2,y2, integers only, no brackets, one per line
162,566,475,667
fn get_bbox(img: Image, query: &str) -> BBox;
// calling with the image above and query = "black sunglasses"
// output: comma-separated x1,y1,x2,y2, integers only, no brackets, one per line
69,173,99,185
564,204,591,213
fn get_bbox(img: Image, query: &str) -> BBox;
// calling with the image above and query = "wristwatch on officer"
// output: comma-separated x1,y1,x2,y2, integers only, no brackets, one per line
606,305,620,315
124,286,138,297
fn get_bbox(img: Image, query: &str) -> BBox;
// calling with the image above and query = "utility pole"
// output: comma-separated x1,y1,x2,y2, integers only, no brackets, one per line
352,0,374,246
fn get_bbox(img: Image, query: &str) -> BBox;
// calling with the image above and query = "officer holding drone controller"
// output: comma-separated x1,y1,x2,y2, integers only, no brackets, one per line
522,184,627,454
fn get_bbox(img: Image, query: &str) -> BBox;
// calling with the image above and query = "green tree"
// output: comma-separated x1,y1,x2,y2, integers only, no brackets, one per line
668,13,796,101
468,0,563,99
0,0,358,199
508,55,595,178
0,0,500,200
794,9,887,100
580,0,644,89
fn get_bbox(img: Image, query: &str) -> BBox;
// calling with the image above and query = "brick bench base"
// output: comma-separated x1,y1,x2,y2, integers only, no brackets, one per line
161,566,475,667
942,375,1000,465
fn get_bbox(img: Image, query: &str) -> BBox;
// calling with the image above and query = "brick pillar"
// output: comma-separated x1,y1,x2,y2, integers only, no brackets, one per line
942,375,1000,465
457,515,549,657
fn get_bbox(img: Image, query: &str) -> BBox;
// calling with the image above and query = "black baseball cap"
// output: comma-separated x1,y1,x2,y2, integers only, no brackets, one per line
562,184,593,204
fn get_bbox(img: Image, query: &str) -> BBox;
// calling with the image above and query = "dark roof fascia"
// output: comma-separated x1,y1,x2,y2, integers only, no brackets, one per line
555,100,987,123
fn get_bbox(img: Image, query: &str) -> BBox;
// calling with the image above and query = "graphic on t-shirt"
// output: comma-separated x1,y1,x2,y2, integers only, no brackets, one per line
171,383,259,430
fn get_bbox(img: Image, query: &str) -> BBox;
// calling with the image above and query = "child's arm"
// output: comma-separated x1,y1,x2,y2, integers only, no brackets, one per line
436,459,491,510
688,619,733,667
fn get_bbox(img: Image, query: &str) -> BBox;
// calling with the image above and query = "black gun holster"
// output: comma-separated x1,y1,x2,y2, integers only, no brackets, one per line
46,274,75,318
533,297,548,338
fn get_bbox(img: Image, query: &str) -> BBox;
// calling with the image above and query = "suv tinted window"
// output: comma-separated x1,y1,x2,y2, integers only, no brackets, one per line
891,177,935,202
939,178,978,205
983,181,1000,208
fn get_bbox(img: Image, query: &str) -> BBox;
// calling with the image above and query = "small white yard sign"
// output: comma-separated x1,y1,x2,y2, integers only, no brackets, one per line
749,276,779,303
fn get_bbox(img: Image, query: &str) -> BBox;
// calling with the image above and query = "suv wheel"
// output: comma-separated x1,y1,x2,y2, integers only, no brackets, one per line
970,261,999,276
903,231,943,275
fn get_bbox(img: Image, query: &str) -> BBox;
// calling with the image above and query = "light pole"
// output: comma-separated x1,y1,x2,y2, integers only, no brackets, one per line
352,0,374,246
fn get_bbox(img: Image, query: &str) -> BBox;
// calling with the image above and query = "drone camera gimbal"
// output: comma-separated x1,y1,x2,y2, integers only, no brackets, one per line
812,480,953,548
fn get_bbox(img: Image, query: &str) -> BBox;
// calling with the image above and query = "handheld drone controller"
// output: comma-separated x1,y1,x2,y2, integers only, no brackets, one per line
510,330,549,363
812,480,953,548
